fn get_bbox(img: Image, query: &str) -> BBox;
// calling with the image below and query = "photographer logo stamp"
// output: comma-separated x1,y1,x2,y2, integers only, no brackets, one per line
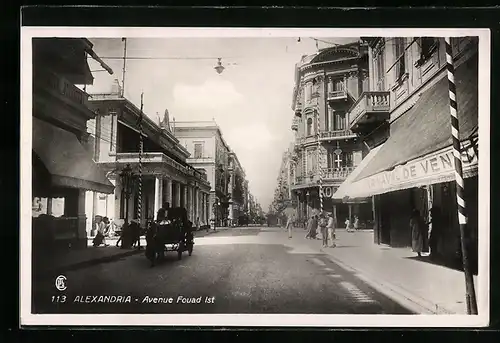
55,275,67,291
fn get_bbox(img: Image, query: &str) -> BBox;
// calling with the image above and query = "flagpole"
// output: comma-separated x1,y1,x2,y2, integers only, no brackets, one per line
121,38,127,97
138,92,144,227
445,37,478,315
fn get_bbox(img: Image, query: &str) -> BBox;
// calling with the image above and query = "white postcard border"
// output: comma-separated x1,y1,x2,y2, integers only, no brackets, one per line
20,27,491,327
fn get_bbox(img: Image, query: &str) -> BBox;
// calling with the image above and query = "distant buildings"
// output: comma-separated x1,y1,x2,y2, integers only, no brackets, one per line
174,121,251,226
32,38,114,251
271,146,295,214
289,41,372,226
84,83,211,232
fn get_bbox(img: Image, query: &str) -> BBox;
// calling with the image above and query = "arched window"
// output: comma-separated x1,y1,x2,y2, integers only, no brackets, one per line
306,117,313,136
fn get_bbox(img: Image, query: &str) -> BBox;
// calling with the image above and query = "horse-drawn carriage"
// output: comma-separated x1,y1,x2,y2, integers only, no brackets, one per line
145,207,194,266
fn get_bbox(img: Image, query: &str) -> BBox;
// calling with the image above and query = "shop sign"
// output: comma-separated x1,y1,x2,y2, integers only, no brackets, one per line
351,142,478,197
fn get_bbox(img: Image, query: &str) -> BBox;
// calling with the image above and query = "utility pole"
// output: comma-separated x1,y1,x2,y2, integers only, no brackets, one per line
444,37,478,314
121,38,127,97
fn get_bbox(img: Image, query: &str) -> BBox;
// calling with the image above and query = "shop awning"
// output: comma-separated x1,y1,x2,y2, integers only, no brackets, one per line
346,56,478,197
32,118,115,194
332,143,385,201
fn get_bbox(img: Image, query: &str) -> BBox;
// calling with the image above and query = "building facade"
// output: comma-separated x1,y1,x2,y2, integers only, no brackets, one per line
271,147,294,216
32,38,114,253
290,41,373,227
84,85,211,233
173,121,234,227
335,37,478,269
227,152,249,226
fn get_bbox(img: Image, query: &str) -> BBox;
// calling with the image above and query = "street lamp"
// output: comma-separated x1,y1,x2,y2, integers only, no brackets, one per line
119,163,135,232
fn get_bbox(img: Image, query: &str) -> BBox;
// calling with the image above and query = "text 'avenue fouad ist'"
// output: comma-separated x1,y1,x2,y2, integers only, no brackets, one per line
69,295,216,304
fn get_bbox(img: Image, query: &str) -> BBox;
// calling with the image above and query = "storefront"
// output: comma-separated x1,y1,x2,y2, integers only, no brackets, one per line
32,118,114,252
336,54,478,268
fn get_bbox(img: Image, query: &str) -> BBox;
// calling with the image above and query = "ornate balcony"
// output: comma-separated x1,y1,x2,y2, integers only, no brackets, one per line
349,91,390,134
323,167,355,181
327,90,348,103
319,129,357,141
294,103,303,117
34,69,94,119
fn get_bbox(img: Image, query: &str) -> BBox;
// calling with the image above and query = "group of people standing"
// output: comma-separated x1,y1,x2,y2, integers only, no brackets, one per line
303,213,337,248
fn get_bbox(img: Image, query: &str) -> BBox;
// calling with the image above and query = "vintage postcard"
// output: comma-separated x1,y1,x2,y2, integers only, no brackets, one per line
20,27,490,327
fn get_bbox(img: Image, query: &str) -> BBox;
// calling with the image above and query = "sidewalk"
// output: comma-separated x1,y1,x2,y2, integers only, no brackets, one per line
284,228,477,315
37,228,224,279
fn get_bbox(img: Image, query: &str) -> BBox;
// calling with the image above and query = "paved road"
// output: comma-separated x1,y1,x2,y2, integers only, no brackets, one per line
32,227,412,314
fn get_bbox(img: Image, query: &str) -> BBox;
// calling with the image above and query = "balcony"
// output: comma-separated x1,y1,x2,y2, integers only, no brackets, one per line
323,167,355,181
327,90,348,103
34,69,93,119
319,130,357,141
111,152,191,175
349,91,391,134
294,103,303,117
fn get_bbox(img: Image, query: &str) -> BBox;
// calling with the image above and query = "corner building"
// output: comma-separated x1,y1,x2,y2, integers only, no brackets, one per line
290,41,373,227
334,37,479,270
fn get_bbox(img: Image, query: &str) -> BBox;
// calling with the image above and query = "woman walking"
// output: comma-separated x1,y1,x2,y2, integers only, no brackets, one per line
429,206,442,260
410,209,428,257
327,213,336,248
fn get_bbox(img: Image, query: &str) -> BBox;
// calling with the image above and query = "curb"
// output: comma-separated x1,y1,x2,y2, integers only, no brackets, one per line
36,249,144,280
318,247,457,315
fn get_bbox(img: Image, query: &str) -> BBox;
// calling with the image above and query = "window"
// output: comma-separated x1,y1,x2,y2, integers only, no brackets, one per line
342,152,353,168
333,78,345,91
415,37,439,66
194,143,203,159
334,111,346,131
306,149,317,174
394,37,406,81
306,117,313,136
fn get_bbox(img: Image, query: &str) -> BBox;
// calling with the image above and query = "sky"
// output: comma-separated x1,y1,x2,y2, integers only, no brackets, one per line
86,36,358,209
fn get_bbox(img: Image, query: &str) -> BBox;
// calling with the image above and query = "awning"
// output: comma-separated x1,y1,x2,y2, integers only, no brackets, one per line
32,118,115,194
345,56,478,197
332,143,385,201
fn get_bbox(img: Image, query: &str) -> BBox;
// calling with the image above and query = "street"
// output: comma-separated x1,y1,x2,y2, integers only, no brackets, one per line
33,227,412,315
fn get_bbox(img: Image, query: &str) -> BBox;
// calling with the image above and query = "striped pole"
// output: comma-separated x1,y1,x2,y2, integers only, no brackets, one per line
137,92,144,225
316,103,323,214
445,38,478,315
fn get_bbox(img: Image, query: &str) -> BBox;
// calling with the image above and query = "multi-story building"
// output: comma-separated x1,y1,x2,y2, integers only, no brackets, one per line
173,121,233,227
32,38,114,254
290,41,373,226
84,83,211,232
334,36,478,268
227,152,249,226
271,147,295,214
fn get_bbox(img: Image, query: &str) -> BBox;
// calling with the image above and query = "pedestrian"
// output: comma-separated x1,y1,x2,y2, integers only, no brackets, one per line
410,209,429,257
305,215,317,239
92,216,108,247
327,213,336,248
353,215,360,231
129,219,142,250
286,215,294,239
318,213,329,248
345,217,354,232
429,206,442,260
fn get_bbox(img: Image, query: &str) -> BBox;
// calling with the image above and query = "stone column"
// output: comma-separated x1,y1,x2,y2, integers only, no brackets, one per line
348,204,353,223
183,184,188,210
107,178,116,221
154,176,163,217
187,184,193,220
77,189,87,248
175,182,181,207
333,204,338,225
164,177,172,209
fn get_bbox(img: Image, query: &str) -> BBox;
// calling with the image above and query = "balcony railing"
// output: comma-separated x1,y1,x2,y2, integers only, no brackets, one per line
319,129,356,140
36,69,90,108
327,90,348,102
114,152,191,175
349,91,391,127
323,167,355,180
